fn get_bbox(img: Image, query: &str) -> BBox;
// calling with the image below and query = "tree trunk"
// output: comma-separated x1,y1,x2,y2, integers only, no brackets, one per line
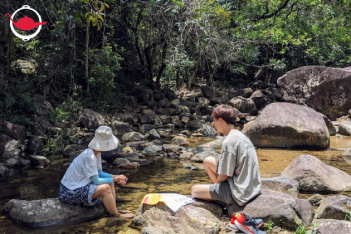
85,20,89,94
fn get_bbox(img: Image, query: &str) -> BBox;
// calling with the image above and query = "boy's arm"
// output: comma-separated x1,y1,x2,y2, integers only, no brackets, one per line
215,174,229,184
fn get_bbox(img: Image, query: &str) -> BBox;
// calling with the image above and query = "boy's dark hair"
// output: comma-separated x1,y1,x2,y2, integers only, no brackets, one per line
211,104,237,125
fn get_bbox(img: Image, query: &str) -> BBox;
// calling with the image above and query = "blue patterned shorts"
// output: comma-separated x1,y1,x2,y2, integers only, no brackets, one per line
59,182,98,206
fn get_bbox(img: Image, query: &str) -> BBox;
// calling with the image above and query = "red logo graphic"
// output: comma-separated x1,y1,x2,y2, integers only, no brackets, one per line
5,14,47,31
4,5,47,41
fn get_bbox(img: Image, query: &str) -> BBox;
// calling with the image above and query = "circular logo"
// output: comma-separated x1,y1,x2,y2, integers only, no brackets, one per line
6,5,46,41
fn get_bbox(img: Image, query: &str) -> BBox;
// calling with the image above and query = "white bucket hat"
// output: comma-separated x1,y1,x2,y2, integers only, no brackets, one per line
88,126,119,151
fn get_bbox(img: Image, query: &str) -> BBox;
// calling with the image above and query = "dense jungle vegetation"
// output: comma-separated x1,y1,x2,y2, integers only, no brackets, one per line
1,0,351,123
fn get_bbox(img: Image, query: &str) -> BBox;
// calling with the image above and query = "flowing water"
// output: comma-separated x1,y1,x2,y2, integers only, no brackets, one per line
0,134,350,233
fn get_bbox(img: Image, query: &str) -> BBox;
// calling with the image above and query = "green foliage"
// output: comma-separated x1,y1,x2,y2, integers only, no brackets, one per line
345,209,351,221
53,96,81,124
263,220,275,233
88,43,123,100
294,222,319,234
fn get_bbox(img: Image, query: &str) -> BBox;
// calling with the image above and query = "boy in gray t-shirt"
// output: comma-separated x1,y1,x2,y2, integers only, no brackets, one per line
191,104,261,206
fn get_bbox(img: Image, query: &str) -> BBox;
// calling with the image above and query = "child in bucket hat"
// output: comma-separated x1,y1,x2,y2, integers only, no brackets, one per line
59,126,134,218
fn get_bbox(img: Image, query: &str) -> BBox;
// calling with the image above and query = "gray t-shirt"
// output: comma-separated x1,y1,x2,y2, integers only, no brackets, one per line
217,130,261,206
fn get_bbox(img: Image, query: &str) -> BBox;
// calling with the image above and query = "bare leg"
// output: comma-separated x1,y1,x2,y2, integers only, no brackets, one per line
92,184,118,215
191,184,212,200
203,156,218,183
108,182,116,202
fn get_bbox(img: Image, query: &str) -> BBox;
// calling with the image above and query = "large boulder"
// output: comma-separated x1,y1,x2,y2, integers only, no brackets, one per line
0,120,25,142
79,109,104,130
111,121,133,136
311,219,351,234
4,198,105,227
133,198,223,234
315,195,351,220
29,115,53,136
185,120,203,129
277,66,351,120
261,177,299,197
228,189,313,229
244,102,330,150
318,113,336,136
281,155,351,192
228,96,257,116
339,121,351,136
31,94,55,117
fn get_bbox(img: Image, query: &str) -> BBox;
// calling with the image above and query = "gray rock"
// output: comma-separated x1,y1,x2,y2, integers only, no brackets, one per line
152,139,163,146
170,99,180,109
228,96,257,116
281,155,351,192
29,155,50,166
318,113,336,136
261,177,299,197
113,158,130,165
250,90,267,109
177,105,190,114
112,121,133,136
29,115,53,136
31,94,55,117
101,148,123,163
117,162,140,169
28,136,43,153
142,226,164,234
171,136,189,146
179,152,194,160
198,124,217,137
140,124,158,134
0,134,15,155
277,66,351,120
308,194,324,206
126,141,153,149
5,157,31,167
185,120,204,129
233,87,253,98
200,85,216,98
197,137,224,151
145,129,160,140
162,144,180,153
2,149,21,160
228,189,313,229
133,198,222,234
142,145,163,156
140,114,155,125
0,120,25,142
180,130,191,137
316,195,351,220
311,219,351,234
63,144,87,159
4,198,105,227
122,132,146,142
79,109,104,130
190,150,220,162
244,103,330,150
339,121,351,136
